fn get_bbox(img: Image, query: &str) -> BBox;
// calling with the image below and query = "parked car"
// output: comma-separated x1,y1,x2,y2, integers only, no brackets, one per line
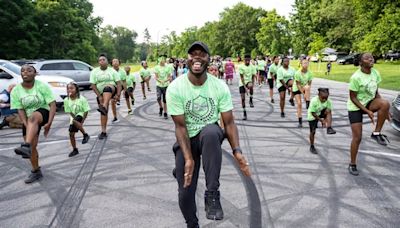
30,60,93,88
310,55,319,62
337,54,357,65
0,60,73,107
384,51,400,61
390,94,400,132
322,54,338,62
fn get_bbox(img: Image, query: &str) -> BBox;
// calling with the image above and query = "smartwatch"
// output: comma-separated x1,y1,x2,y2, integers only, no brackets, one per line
232,147,242,155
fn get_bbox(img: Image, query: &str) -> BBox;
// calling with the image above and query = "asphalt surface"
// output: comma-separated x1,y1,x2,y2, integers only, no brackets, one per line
1,75,399,228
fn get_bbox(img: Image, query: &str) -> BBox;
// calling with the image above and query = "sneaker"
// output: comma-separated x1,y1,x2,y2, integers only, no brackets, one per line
310,145,317,154
164,113,168,119
242,111,247,120
131,99,135,106
327,127,336,135
298,123,303,128
249,100,254,108
271,99,274,103
370,133,389,146
280,112,285,118
0,118,9,130
25,168,43,184
15,143,32,159
204,191,224,220
82,134,90,144
68,148,79,157
159,108,163,117
116,101,120,106
98,132,107,140
148,88,151,92
348,164,359,176
289,99,295,106
143,96,146,100
128,110,133,115
112,118,119,124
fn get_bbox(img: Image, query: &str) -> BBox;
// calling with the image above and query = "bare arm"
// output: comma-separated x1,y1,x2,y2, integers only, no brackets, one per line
171,115,194,188
240,74,245,86
18,109,28,127
43,101,56,137
350,90,375,124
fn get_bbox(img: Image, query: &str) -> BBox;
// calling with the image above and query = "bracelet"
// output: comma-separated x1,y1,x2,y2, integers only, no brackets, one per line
232,147,242,155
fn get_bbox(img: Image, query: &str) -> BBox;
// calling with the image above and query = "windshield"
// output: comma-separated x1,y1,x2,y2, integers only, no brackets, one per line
0,61,21,75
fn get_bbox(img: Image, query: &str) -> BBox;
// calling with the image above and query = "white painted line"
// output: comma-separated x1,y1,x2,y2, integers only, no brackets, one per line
359,150,400,158
0,135,98,152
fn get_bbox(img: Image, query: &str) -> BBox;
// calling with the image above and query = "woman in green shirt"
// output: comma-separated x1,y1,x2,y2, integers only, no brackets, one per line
347,53,391,176
276,57,295,118
124,66,135,115
139,61,151,100
267,56,280,103
293,59,313,127
11,65,56,184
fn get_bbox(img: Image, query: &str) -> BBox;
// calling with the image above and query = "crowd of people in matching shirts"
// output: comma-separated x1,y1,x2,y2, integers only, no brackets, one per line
4,47,391,184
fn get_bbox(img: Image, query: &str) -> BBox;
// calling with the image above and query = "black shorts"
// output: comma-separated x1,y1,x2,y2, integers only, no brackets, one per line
258,70,267,78
278,79,293,93
22,108,49,136
293,90,302,95
239,82,252,94
308,109,327,132
69,115,83,133
127,87,134,93
157,86,167,102
348,101,372,124
101,85,117,97
267,78,274,89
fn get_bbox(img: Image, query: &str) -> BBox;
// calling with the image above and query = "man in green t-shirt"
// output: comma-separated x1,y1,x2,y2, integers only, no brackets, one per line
257,56,267,87
238,54,256,120
167,41,251,228
154,55,172,119
90,54,121,139
267,56,279,103
139,61,152,99
12,65,56,184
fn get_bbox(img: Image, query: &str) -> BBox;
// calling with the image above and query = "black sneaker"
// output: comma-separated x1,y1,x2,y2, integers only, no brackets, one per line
204,191,224,220
280,112,285,118
271,99,274,103
348,164,359,176
143,96,147,100
327,127,336,135
98,132,107,140
116,101,120,106
164,113,168,119
310,145,317,154
68,148,79,157
112,118,119,124
242,111,247,120
82,134,90,144
371,133,389,146
15,143,32,159
25,168,43,184
289,99,295,106
131,99,135,106
249,98,254,108
298,123,303,128
0,118,9,130
159,108,163,117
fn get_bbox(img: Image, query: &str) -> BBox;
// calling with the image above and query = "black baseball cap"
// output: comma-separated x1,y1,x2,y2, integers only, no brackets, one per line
188,41,210,55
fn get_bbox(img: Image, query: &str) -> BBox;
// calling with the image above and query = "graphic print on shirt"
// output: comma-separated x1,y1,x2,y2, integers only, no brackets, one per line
185,95,216,123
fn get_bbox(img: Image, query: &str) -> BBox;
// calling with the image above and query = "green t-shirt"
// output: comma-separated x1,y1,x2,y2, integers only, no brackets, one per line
276,66,295,89
115,68,127,81
257,60,266,71
64,96,90,124
307,96,333,121
126,73,136,88
238,64,256,87
293,70,313,92
347,68,381,111
10,80,55,117
166,73,233,138
154,65,172,88
267,63,279,79
90,67,120,93
139,67,152,82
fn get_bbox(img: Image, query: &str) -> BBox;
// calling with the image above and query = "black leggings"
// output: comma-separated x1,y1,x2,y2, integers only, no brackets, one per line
173,124,224,228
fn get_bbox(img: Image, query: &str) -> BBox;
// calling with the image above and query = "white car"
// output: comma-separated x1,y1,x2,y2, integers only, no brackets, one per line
0,60,73,106
322,54,338,62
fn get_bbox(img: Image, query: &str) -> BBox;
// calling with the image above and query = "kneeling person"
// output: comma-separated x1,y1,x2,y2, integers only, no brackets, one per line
167,41,251,228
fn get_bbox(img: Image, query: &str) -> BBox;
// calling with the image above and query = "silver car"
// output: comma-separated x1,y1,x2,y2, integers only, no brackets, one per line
31,60,93,88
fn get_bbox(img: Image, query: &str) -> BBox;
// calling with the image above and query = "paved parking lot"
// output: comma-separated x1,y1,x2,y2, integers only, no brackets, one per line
1,77,399,228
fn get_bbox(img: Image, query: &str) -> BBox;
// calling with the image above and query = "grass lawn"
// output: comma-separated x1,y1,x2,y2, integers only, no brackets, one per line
121,60,399,91
290,60,400,91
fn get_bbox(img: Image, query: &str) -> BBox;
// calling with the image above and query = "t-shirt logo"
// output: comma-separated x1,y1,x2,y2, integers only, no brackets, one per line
71,103,83,114
21,95,40,109
366,80,377,96
97,71,112,82
185,95,216,123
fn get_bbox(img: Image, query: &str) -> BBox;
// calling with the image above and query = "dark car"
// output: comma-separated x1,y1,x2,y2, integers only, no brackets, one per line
385,51,400,61
337,54,356,65
390,94,400,132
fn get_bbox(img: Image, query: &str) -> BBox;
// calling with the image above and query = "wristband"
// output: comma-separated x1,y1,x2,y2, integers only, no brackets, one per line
232,147,242,155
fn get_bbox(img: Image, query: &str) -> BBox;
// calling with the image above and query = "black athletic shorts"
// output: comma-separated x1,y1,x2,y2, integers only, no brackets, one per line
308,109,327,133
69,115,83,133
97,86,117,104
22,108,49,136
278,79,292,93
348,101,372,124
239,82,252,94
258,70,267,78
157,86,167,102
293,90,302,95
